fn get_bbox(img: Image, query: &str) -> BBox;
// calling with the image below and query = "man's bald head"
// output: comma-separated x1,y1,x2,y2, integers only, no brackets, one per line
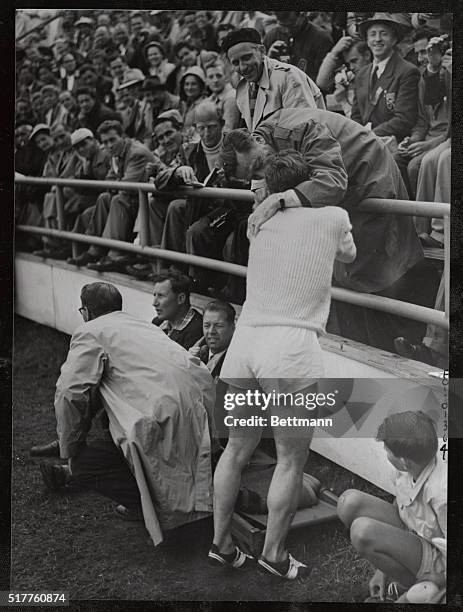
194,101,224,149
194,100,222,124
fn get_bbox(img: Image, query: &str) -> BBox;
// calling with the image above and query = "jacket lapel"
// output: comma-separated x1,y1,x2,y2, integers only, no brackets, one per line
252,60,270,131
367,52,399,117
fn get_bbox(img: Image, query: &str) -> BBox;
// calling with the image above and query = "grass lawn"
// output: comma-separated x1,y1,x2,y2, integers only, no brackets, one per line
12,316,393,602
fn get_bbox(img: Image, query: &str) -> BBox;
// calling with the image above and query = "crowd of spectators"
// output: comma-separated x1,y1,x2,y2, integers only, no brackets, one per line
15,10,452,364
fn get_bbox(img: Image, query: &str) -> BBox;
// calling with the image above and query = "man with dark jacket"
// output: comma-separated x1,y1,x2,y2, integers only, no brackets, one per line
221,107,425,353
66,128,111,264
152,270,204,350
71,120,155,271
263,11,333,81
189,300,236,446
350,13,420,141
75,86,122,136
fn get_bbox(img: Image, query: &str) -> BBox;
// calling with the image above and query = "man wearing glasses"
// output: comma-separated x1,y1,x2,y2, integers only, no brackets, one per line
37,282,215,545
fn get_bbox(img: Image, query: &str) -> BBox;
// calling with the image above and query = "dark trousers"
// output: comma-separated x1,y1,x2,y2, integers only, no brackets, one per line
327,261,439,354
71,439,141,509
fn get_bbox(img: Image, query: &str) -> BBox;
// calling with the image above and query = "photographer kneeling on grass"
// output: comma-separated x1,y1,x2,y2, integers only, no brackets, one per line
36,282,215,546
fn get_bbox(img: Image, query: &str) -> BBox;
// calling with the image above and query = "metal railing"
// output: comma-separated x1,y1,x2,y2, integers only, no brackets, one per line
15,175,450,331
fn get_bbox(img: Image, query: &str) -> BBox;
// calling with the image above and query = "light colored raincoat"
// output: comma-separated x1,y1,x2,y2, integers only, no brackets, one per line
55,310,215,546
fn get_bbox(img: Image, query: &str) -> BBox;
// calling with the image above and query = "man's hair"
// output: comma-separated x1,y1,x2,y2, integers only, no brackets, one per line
109,53,127,64
349,40,371,57
204,300,236,325
376,411,438,464
80,282,122,317
153,116,182,132
412,26,440,43
143,76,166,93
174,40,199,57
216,23,236,35
152,270,192,307
219,129,255,178
75,86,97,100
194,100,223,125
40,84,60,97
264,150,311,194
97,120,124,136
204,59,226,75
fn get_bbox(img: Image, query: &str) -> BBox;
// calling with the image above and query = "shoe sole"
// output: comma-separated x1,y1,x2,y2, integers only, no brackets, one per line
257,557,310,580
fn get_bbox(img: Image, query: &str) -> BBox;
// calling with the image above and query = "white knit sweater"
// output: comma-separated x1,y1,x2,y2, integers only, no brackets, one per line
239,207,355,334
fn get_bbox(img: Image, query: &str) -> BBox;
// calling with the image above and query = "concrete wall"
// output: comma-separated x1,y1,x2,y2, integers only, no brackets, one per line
15,255,446,493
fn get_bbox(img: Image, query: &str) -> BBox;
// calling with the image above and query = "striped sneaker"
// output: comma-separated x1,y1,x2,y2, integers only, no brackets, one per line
258,553,310,580
208,544,255,569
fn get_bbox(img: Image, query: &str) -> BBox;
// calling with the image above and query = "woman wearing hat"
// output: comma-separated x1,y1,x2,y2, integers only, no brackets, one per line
178,65,208,137
144,41,176,84
351,13,420,142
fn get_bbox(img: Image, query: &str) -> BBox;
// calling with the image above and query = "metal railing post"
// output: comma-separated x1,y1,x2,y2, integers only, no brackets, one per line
55,186,65,230
138,188,149,248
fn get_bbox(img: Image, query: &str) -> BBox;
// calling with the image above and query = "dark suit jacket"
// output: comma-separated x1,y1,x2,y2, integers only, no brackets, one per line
155,141,223,226
351,51,420,141
106,138,155,203
199,345,228,438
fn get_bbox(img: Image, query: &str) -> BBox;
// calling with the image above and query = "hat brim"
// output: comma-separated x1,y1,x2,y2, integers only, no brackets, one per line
358,19,409,42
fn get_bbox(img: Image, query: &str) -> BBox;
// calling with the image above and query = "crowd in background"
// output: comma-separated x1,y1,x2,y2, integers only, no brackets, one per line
14,10,452,364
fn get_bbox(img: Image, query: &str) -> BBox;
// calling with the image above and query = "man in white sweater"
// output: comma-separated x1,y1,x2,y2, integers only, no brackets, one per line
208,151,356,579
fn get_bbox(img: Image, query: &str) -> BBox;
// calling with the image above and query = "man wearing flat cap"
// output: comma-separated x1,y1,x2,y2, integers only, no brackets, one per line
351,13,420,142
221,27,325,132
66,129,111,264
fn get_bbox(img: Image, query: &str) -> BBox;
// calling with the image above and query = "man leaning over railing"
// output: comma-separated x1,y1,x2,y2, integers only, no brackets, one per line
221,107,426,354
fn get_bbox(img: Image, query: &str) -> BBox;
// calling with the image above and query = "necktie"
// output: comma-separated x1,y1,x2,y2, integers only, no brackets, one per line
371,66,379,90
249,82,258,118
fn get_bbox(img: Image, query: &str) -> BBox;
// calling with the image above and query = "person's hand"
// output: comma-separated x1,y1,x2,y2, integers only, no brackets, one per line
145,161,160,178
331,36,353,58
247,193,281,239
268,40,287,59
253,187,269,210
175,165,198,185
189,335,205,358
441,48,452,71
407,141,432,157
369,569,387,601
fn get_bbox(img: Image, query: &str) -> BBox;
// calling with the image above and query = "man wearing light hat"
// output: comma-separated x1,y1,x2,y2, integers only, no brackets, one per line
66,128,111,265
351,13,420,141
220,27,325,132
116,69,149,142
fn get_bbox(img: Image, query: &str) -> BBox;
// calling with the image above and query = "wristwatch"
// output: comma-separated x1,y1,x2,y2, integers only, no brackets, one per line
279,197,286,211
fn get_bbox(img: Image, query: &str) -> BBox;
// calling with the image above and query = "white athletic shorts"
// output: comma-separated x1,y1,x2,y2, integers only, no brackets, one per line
220,324,324,394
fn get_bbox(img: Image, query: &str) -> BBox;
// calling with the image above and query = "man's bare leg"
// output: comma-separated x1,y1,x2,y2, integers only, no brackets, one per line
261,430,313,563
212,385,262,553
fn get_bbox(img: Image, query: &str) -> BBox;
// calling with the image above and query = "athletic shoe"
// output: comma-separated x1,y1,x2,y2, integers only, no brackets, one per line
257,552,310,580
208,544,255,569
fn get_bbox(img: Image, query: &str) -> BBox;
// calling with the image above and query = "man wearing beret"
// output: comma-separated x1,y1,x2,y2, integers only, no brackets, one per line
351,13,420,142
221,27,325,132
